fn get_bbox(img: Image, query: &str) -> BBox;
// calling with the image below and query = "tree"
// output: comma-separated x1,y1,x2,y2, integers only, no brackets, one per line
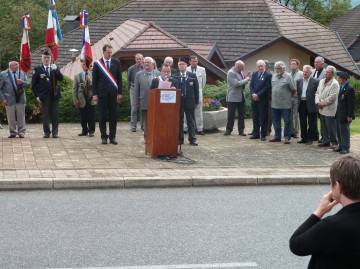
277,0,352,25
0,0,129,70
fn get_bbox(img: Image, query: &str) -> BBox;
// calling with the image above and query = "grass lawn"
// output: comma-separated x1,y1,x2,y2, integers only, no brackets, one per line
350,119,360,135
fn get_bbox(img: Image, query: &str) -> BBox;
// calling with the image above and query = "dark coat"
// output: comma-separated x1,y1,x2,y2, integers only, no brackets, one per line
335,82,356,123
249,70,272,101
150,76,179,90
32,65,64,101
297,77,319,114
290,202,360,269
92,58,123,97
173,71,199,110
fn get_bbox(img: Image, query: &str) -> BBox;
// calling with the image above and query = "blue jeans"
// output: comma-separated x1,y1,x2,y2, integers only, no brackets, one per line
272,108,291,140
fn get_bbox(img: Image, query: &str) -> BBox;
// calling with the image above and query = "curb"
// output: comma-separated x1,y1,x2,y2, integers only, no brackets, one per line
0,175,330,191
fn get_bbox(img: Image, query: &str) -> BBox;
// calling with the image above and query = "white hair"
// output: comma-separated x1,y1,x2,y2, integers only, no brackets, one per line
144,56,154,64
315,56,325,64
303,65,313,72
274,61,286,69
326,65,336,74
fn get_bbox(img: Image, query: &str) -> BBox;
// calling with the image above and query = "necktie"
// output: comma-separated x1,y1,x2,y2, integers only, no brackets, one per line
181,74,186,96
148,72,152,82
192,68,196,73
106,61,110,69
313,71,317,78
46,67,50,77
258,72,262,79
13,72,17,86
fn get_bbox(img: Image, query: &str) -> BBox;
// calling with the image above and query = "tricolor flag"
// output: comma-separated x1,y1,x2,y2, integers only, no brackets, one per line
80,10,93,69
44,0,63,62
20,13,31,73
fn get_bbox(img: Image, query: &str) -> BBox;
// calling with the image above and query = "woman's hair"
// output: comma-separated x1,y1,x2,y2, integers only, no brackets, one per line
330,156,360,200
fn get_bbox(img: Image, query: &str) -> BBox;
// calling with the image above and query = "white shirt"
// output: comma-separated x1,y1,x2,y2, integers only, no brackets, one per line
301,78,309,98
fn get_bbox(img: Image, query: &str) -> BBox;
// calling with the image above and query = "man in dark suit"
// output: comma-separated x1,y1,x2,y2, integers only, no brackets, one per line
150,63,179,90
32,50,64,138
249,59,272,141
92,44,123,145
174,58,199,146
333,71,355,154
296,65,319,145
290,156,360,269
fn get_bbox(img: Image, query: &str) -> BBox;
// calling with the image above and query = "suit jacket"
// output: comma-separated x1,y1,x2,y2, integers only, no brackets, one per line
92,58,122,97
72,71,93,108
290,202,360,269
186,65,206,92
150,76,179,90
173,71,199,110
336,82,356,123
296,77,319,114
134,69,161,110
315,78,339,117
312,68,326,81
249,70,272,102
0,69,30,105
226,68,249,102
32,65,63,101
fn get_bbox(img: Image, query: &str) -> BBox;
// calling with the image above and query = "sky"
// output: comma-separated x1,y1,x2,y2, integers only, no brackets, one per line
352,0,360,7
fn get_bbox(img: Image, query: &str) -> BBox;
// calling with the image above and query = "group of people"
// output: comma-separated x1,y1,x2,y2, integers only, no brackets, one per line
224,56,356,154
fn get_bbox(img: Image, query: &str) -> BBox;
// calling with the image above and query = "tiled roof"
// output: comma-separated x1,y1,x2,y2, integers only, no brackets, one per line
329,5,360,47
266,0,359,75
32,0,359,77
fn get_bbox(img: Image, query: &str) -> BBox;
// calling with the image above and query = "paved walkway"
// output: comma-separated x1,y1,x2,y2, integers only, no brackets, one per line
0,119,359,190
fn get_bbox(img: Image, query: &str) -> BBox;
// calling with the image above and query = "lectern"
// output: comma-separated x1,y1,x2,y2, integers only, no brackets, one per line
146,88,181,159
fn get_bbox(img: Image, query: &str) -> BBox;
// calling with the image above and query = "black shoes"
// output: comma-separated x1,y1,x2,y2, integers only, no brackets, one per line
89,133,94,137
297,140,306,144
239,132,246,136
196,131,205,135
109,138,118,145
249,136,260,139
101,138,107,144
261,137,266,141
43,134,50,138
224,131,231,136
340,150,349,154
78,133,87,136
8,134,16,138
333,147,341,152
52,134,58,138
190,141,198,146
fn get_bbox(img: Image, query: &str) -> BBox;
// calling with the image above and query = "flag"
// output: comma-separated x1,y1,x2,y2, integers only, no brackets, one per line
20,13,31,72
80,10,93,69
44,0,62,62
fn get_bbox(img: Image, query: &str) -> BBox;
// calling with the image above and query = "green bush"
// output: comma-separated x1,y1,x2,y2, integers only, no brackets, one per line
203,80,252,118
349,77,360,116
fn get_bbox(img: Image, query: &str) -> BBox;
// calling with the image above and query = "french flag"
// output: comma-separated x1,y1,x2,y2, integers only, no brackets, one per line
44,0,62,62
20,13,31,73
80,10,93,69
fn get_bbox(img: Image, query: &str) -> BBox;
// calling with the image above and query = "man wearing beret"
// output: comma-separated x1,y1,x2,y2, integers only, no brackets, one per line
333,71,355,154
174,58,199,146
32,49,64,138
0,57,30,138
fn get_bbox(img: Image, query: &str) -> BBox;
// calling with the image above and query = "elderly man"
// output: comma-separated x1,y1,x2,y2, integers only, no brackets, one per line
134,56,160,140
127,53,143,132
92,44,123,145
150,63,179,90
249,59,272,141
289,59,303,139
185,55,207,135
163,56,177,75
72,60,95,137
296,65,319,145
0,57,30,138
174,58,199,146
270,61,296,144
32,49,64,138
313,56,326,80
333,71,355,154
315,66,339,148
224,60,251,136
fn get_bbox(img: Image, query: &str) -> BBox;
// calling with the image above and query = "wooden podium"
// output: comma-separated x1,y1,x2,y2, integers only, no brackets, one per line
146,88,181,159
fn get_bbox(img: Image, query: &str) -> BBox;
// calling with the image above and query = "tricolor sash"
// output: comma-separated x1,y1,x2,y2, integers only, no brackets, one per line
157,75,166,82
95,59,118,91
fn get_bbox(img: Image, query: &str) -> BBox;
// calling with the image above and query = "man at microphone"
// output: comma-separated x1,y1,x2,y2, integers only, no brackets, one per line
150,63,179,90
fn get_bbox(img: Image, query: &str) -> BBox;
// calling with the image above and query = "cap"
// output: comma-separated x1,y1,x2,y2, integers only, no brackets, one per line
9,56,18,63
336,71,350,80
42,49,51,56
178,57,188,64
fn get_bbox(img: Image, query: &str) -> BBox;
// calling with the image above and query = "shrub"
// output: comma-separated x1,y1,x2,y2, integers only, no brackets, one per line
203,80,252,118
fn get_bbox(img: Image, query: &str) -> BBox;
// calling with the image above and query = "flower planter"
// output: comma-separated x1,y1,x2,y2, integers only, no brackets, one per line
202,107,228,131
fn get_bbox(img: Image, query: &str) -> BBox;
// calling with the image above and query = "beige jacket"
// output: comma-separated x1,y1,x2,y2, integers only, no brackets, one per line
72,72,93,108
315,78,339,117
